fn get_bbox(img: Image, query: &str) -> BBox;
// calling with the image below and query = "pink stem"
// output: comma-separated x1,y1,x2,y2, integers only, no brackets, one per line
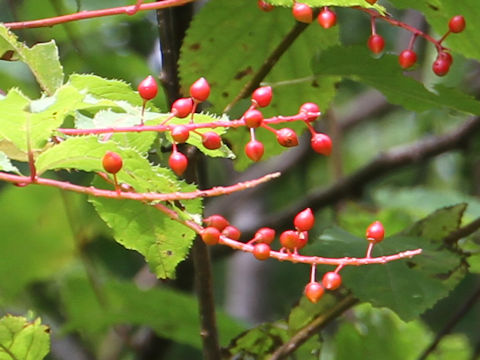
4,0,196,30
0,171,281,202
58,113,311,136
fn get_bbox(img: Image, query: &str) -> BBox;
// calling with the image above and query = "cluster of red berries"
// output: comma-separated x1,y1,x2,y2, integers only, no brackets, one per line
367,14,465,77
200,207,387,304
200,208,316,260
257,1,466,77
258,1,337,29
137,74,331,177
242,86,332,163
304,220,385,303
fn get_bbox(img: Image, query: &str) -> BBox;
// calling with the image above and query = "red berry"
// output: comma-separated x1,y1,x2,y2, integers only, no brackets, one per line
245,140,264,162
317,7,336,29
279,230,303,251
448,15,465,33
294,208,315,232
102,151,123,174
276,128,299,147
202,131,222,150
201,227,221,245
222,225,241,241
169,151,188,176
365,0,377,4
171,125,190,143
322,272,342,290
304,282,324,303
257,0,274,12
204,214,229,231
243,109,264,128
438,51,453,66
367,34,385,54
138,75,158,101
190,77,210,102
366,221,385,243
398,49,417,69
299,102,320,122
252,86,272,107
171,97,194,118
292,3,313,24
432,57,450,76
311,133,332,155
253,243,271,260
254,227,275,245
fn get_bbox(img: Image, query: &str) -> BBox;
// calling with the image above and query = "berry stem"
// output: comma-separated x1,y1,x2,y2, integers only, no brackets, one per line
355,7,444,51
310,263,317,282
365,241,375,258
370,15,377,35
407,33,418,50
4,0,196,29
250,127,256,141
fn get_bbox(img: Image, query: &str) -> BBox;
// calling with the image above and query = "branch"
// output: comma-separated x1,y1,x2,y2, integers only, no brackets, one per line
4,0,197,30
269,295,359,360
241,116,480,238
0,171,281,202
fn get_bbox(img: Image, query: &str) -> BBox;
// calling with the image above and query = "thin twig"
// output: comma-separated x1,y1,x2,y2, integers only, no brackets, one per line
269,295,359,360
223,20,311,113
4,0,197,29
0,172,281,202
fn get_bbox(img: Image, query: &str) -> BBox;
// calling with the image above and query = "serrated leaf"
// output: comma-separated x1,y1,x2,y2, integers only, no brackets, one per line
224,321,289,359
0,315,50,360
68,74,145,106
0,86,87,157
0,25,63,94
313,45,480,115
61,276,244,348
306,204,468,320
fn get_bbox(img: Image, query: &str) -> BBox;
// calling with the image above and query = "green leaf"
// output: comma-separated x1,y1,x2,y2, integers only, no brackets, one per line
224,321,289,359
287,294,337,335
312,45,480,115
61,276,244,348
0,86,86,157
0,315,50,360
0,25,63,95
306,204,467,321
68,74,145,106
328,304,429,360
0,186,76,298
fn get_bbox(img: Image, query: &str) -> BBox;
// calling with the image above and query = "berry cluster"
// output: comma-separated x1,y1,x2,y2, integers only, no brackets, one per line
365,12,465,76
258,1,466,77
134,75,332,176
198,207,413,303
